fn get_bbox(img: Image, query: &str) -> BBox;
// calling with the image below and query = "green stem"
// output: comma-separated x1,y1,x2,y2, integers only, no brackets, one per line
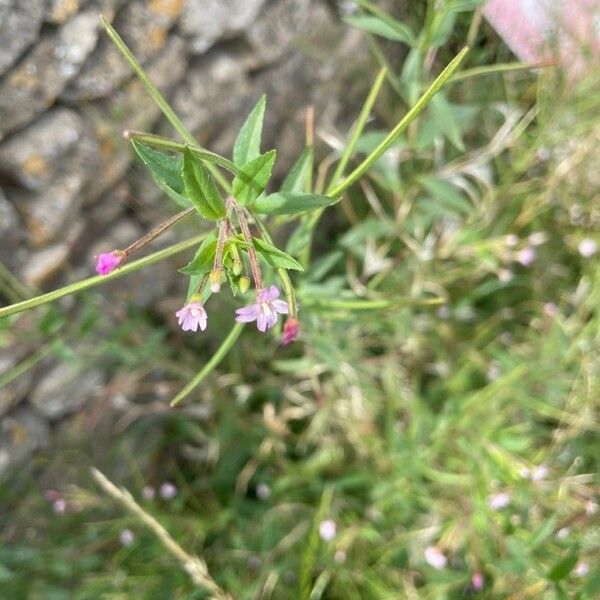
451,60,556,83
301,296,444,310
102,18,231,193
328,66,387,192
0,234,207,319
327,46,470,198
170,322,244,406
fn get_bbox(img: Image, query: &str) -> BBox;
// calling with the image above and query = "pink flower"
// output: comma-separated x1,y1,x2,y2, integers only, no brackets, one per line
281,318,300,345
176,302,207,332
319,519,337,541
95,251,123,275
235,285,288,332
424,546,447,570
471,572,484,591
120,529,135,546
516,247,536,266
578,238,597,257
488,492,511,510
160,482,177,500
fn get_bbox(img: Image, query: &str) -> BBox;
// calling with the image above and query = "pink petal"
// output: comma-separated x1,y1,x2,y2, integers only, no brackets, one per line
235,304,261,322
259,285,280,302
271,299,289,314
256,312,269,332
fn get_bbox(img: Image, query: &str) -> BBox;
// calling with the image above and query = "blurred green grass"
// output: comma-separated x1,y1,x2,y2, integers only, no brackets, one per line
1,3,600,599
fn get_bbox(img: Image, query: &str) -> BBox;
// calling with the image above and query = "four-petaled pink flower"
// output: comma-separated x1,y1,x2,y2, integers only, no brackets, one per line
176,302,208,332
95,251,123,276
235,285,288,332
281,317,300,345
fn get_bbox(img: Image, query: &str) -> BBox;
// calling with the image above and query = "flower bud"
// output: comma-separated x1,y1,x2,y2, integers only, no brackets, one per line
210,269,222,293
239,275,251,294
232,257,243,276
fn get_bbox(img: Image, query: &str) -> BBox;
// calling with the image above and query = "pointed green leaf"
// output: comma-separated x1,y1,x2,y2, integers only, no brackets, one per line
344,14,415,45
233,95,266,167
179,233,217,275
132,141,189,208
252,192,333,215
181,148,226,220
253,237,304,271
282,146,313,193
547,550,579,582
233,150,276,205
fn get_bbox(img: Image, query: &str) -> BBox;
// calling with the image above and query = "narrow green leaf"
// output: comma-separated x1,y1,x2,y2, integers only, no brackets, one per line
233,95,266,167
344,14,415,45
181,148,226,220
253,237,304,271
547,550,579,581
132,141,189,207
233,150,276,205
429,93,466,151
252,192,333,215
179,233,218,275
282,147,313,193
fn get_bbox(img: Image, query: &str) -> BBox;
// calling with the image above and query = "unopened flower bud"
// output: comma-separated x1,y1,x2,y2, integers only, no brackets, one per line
239,275,251,294
232,257,243,276
210,270,222,293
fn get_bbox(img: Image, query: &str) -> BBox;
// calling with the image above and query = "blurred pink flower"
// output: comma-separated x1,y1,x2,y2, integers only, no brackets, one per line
488,492,511,510
281,317,300,345
578,238,597,257
516,247,536,266
319,519,337,542
120,528,135,546
471,572,484,590
531,465,548,481
142,486,155,501
424,546,447,570
160,482,177,500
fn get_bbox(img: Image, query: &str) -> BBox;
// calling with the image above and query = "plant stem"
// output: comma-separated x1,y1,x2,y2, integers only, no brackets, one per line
170,322,244,406
123,207,195,257
230,199,263,291
451,61,556,83
0,234,207,319
327,46,470,198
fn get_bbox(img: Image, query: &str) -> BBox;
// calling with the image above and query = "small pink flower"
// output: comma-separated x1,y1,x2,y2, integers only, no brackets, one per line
53,498,67,514
319,519,337,541
424,546,447,570
575,562,589,577
120,529,135,546
516,247,536,266
488,492,511,510
95,251,123,275
160,482,177,500
235,285,288,332
471,572,484,591
281,318,300,345
142,486,155,501
531,464,548,481
176,302,207,332
578,238,597,257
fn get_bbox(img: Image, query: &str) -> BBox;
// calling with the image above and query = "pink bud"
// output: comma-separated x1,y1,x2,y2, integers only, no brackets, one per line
471,572,484,590
95,251,123,276
281,318,300,345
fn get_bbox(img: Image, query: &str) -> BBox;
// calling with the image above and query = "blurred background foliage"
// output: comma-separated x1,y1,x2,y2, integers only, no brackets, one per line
1,0,599,598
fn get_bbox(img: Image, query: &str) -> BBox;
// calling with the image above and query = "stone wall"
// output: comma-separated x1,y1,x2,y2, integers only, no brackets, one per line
0,0,369,475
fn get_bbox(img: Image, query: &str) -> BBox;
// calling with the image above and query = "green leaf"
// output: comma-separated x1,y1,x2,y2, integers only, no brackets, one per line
419,175,472,215
429,93,466,151
233,150,276,205
252,192,333,215
253,237,304,271
179,233,217,275
233,95,266,167
547,550,579,581
282,147,313,193
181,148,226,220
344,14,415,45
132,141,189,208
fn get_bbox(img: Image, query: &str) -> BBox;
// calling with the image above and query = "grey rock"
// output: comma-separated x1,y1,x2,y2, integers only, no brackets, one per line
62,0,183,101
0,6,106,140
0,407,50,477
0,187,23,265
0,346,34,416
0,109,83,190
0,0,45,76
30,360,103,420
21,242,72,287
171,50,250,140
45,0,85,24
180,0,266,54
80,35,187,203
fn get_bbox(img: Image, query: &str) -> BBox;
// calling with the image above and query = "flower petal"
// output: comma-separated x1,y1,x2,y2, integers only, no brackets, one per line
236,303,261,322
256,312,269,332
271,299,289,314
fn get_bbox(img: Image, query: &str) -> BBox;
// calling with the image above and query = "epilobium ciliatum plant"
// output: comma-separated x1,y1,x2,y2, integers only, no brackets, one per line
0,17,469,405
